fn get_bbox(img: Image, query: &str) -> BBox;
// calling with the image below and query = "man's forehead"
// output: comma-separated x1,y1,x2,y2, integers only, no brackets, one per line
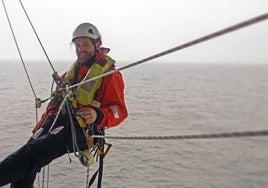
74,37,92,44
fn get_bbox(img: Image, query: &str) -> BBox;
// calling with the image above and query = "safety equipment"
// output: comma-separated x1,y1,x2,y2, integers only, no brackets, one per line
64,55,115,106
72,23,101,42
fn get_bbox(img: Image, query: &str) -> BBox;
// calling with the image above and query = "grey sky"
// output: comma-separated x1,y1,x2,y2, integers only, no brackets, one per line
0,0,268,64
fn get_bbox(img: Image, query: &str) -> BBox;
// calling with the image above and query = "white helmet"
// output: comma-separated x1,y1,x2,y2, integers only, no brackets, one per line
72,23,101,43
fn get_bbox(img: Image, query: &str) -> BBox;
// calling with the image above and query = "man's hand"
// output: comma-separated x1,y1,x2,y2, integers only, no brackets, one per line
77,107,97,125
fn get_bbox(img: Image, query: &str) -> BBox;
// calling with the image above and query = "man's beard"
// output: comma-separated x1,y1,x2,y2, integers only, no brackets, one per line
79,53,95,64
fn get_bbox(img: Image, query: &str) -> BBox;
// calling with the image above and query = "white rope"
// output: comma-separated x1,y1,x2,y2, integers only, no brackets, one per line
69,12,268,90
48,92,71,133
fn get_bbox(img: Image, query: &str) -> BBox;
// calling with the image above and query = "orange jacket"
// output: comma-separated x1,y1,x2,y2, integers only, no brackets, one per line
88,66,128,128
33,54,127,131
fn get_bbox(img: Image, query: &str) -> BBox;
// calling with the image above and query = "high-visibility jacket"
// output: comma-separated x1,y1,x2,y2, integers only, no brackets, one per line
33,53,127,131
64,54,114,106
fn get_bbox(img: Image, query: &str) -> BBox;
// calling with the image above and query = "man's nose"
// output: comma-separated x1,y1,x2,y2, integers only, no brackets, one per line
78,45,85,52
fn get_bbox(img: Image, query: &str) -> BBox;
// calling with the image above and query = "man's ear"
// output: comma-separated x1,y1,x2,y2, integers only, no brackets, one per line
95,42,101,51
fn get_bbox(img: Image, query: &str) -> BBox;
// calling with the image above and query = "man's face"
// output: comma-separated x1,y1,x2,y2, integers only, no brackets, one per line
74,37,95,64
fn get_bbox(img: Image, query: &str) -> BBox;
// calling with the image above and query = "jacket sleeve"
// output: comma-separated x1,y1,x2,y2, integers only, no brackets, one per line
94,71,128,128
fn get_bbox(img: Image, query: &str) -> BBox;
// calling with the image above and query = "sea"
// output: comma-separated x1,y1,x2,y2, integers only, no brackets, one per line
0,60,267,188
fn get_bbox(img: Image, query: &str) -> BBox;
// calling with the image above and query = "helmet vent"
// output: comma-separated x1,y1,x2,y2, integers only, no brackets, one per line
88,29,93,34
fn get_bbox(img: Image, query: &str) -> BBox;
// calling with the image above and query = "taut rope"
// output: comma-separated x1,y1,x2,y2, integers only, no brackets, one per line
69,12,268,90
91,130,268,140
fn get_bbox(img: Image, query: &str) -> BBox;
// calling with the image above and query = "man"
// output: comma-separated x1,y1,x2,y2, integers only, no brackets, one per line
0,22,128,187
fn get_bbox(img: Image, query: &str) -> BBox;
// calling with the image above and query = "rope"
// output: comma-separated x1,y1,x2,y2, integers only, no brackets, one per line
7,2,57,187
66,100,82,157
69,12,268,90
47,90,82,157
48,92,70,133
1,0,42,123
41,166,45,188
46,165,49,188
86,167,90,188
91,130,268,140
2,0,37,99
18,0,56,73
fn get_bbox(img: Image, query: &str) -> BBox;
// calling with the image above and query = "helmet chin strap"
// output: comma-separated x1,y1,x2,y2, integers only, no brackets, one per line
93,40,101,54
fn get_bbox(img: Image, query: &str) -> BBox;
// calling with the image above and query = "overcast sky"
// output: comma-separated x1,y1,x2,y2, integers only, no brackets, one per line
1,0,268,64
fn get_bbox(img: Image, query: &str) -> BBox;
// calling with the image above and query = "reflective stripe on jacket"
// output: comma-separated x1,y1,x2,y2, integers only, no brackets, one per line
71,54,128,128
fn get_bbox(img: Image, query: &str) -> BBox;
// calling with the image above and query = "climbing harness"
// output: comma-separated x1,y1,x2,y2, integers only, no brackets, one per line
65,95,112,188
86,128,112,188
45,84,112,187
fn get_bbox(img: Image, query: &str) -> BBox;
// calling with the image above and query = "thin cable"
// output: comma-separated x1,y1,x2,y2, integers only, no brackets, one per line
46,165,49,188
20,0,57,103
18,0,56,72
69,12,268,90
48,92,70,133
91,130,268,140
42,166,45,188
2,0,37,99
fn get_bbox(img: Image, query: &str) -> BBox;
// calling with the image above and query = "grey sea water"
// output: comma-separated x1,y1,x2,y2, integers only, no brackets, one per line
0,61,267,188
